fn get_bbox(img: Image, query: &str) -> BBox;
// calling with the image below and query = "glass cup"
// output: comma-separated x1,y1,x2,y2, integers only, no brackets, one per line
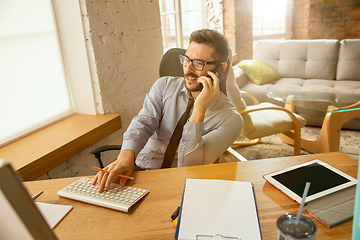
276,213,317,240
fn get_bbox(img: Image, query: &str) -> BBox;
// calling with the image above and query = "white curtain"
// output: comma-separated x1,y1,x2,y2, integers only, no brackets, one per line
0,0,74,146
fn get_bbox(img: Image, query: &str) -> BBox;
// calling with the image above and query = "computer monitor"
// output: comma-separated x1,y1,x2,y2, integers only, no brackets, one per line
0,159,58,240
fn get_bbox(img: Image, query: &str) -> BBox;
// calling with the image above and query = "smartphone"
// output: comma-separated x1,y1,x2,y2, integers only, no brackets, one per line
199,64,225,91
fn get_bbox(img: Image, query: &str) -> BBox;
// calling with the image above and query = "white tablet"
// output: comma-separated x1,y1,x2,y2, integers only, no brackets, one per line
263,159,357,203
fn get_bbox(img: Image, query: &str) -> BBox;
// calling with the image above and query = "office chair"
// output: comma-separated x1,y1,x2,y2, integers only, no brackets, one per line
159,48,306,156
90,145,121,169
89,47,246,167
158,48,249,162
90,47,305,166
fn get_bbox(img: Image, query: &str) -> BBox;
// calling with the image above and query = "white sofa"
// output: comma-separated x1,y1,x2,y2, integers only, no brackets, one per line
234,39,360,129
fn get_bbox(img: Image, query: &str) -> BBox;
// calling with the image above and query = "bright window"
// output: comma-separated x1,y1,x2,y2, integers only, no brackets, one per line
252,0,293,41
159,0,223,53
0,0,74,146
0,0,97,147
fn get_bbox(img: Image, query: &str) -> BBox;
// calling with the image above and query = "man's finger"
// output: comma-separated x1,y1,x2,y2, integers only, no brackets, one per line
98,172,108,192
207,71,219,88
106,171,118,188
120,177,128,187
91,173,99,185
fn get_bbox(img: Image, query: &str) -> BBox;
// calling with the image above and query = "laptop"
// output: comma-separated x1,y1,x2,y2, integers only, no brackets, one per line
0,159,58,240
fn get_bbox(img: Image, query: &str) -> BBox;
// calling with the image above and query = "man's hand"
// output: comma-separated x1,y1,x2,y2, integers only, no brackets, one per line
189,71,220,123
92,149,135,192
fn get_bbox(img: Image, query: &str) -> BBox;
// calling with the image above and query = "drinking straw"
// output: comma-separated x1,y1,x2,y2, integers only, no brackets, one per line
293,182,311,232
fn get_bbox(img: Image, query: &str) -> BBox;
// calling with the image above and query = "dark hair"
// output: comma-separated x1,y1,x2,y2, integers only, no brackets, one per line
189,29,230,62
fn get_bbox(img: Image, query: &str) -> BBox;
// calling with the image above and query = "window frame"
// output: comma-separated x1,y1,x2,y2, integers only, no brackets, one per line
159,0,222,52
53,0,101,114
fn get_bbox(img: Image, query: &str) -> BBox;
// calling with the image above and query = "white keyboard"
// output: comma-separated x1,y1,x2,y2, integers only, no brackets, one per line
57,177,149,213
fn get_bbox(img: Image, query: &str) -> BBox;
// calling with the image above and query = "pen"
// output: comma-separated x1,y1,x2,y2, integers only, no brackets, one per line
171,204,181,220
32,191,43,200
92,167,134,180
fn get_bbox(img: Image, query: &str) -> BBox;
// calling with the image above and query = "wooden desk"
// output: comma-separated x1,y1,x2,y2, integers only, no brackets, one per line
24,152,357,240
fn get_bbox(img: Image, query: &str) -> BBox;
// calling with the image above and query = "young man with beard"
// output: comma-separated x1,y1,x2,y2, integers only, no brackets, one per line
93,29,243,192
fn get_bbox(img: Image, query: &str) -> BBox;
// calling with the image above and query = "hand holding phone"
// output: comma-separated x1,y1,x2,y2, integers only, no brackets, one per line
198,64,224,91
189,64,224,123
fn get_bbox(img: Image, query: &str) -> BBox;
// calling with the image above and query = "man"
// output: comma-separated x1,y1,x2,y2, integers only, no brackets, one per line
93,29,243,192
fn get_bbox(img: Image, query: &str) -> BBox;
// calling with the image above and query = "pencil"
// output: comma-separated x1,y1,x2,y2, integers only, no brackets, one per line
92,167,134,180
32,191,44,200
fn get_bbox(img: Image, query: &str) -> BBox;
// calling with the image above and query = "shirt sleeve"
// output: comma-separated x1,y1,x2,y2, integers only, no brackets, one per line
121,77,166,157
177,111,243,167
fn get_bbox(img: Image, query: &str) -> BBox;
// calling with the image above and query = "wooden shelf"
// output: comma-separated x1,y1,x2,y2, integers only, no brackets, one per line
0,114,121,181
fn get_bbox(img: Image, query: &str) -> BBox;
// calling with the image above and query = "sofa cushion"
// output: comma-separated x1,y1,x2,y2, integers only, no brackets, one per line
253,40,339,80
238,59,280,85
306,41,339,80
253,40,281,73
337,39,360,81
242,102,306,139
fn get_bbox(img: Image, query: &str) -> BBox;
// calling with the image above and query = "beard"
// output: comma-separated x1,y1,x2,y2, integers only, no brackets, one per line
184,72,201,92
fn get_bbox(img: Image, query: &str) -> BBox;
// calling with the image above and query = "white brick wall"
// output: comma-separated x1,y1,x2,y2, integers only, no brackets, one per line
37,0,163,180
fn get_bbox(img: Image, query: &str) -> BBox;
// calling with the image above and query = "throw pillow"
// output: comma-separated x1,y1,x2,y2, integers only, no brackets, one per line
239,59,280,85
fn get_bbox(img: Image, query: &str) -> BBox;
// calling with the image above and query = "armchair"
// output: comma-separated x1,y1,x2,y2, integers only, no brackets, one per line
225,64,306,156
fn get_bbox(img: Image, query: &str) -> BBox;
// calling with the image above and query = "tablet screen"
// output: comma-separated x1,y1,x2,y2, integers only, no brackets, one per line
272,162,350,197
263,159,357,203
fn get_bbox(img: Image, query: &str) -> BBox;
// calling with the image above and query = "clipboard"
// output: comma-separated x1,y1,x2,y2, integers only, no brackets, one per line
194,234,241,239
174,179,262,240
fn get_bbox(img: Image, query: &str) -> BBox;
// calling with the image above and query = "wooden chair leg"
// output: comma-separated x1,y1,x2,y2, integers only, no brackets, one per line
233,138,261,146
226,147,248,162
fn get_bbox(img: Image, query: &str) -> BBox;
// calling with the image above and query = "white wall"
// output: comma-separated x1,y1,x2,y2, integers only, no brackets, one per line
37,0,163,179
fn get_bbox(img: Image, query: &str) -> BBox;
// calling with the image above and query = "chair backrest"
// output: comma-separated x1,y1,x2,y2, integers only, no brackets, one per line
159,48,228,95
159,48,185,78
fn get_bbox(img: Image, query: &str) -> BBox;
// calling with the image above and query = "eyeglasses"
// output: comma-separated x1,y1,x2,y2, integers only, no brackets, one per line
179,54,223,71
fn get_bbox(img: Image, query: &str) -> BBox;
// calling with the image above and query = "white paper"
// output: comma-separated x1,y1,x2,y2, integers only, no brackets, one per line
177,179,262,240
35,202,73,229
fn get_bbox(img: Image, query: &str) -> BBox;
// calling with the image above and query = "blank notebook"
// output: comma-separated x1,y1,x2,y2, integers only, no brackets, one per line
175,179,262,240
